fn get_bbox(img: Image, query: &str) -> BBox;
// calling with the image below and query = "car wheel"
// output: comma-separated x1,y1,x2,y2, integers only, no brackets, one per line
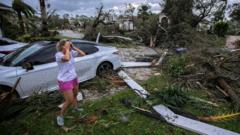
0,86,19,101
97,62,113,76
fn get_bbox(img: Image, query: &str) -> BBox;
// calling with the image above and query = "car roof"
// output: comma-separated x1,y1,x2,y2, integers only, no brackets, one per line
33,40,98,47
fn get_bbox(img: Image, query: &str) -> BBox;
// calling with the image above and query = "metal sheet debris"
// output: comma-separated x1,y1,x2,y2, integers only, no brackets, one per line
153,105,239,135
121,51,167,68
118,70,149,99
121,62,152,68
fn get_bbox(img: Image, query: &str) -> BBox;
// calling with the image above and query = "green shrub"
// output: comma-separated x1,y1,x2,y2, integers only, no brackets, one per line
214,21,229,37
168,55,187,77
157,84,189,107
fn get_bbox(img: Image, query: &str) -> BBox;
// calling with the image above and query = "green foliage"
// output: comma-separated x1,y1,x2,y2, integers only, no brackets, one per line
144,75,169,92
163,0,194,25
12,0,35,17
214,21,229,37
157,85,189,107
1,21,21,39
169,22,194,47
135,14,159,45
0,91,62,121
12,0,35,33
17,34,60,42
168,55,187,77
137,4,151,22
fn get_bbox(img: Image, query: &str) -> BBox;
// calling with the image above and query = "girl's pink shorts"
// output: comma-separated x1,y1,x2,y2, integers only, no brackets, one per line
58,78,78,92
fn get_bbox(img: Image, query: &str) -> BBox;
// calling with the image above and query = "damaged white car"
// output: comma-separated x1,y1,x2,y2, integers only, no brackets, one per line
0,40,121,98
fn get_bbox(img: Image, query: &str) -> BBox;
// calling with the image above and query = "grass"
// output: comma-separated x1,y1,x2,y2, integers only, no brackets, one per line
0,90,197,135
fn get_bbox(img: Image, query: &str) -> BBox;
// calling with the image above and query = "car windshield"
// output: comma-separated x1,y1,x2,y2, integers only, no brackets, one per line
1,43,44,66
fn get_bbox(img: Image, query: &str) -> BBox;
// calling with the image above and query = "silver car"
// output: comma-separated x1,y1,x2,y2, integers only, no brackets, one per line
0,37,26,54
0,40,121,98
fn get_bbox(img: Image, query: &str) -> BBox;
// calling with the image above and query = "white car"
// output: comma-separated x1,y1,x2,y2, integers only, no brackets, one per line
0,37,26,54
0,53,5,58
0,40,121,98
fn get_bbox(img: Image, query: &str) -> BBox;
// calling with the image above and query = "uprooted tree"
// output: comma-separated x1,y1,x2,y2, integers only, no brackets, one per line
85,4,115,40
157,0,228,47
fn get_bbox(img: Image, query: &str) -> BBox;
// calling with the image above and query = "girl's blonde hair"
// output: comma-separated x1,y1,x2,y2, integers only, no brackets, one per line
56,39,67,52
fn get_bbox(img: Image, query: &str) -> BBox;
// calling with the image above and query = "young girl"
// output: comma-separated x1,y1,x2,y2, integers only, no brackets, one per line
55,39,86,126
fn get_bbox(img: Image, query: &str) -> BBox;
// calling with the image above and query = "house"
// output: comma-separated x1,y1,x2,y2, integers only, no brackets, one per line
119,18,134,31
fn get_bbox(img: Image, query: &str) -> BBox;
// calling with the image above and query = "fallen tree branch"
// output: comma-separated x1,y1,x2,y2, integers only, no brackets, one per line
217,78,240,110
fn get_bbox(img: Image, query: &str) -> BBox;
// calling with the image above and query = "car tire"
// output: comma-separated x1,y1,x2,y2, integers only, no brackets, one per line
0,86,19,101
97,62,113,77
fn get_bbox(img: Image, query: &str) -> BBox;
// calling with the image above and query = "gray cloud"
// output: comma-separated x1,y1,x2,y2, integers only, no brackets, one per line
1,0,238,17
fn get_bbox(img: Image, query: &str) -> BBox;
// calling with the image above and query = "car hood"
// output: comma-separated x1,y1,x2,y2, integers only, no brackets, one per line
0,65,17,75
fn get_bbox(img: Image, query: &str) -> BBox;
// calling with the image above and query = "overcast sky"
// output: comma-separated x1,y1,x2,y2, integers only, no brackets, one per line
1,0,239,17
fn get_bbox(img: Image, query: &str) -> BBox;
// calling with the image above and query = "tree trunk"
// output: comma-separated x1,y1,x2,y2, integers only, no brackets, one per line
217,78,240,110
39,0,48,35
17,11,25,34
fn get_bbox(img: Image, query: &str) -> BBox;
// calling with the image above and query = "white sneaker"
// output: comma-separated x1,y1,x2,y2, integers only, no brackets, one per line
77,92,83,101
57,116,64,126
58,103,64,109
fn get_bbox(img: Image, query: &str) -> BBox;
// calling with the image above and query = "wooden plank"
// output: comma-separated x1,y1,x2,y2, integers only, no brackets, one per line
155,51,167,66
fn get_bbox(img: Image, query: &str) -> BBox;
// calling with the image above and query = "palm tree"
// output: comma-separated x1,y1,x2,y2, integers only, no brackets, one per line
39,0,48,35
0,3,14,37
12,0,35,34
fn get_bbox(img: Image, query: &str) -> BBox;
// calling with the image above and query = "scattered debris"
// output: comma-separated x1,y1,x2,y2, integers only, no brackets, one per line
176,48,187,54
189,96,219,107
118,70,149,98
121,50,167,68
61,126,76,132
154,73,161,76
153,105,239,135
155,51,168,66
102,35,133,43
84,115,98,124
118,69,240,135
217,78,240,110
119,115,129,123
121,62,152,68
121,98,165,121
0,77,21,103
198,112,240,122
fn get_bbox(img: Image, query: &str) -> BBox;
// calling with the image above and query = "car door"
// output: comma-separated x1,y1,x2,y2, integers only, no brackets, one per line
16,46,57,97
73,43,98,82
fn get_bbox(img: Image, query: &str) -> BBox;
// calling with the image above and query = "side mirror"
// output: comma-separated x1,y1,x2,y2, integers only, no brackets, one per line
22,62,34,71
